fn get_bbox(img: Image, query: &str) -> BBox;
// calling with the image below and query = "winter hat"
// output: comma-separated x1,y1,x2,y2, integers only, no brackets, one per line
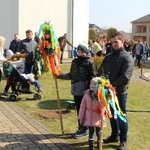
77,42,89,55
91,77,101,83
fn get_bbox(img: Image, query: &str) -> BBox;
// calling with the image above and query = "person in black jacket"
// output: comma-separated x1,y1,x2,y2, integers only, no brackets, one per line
57,42,96,138
9,34,20,54
98,33,134,150
17,30,37,74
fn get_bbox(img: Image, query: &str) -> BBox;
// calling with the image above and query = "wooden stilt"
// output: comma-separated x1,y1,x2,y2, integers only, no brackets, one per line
99,114,103,150
54,77,64,134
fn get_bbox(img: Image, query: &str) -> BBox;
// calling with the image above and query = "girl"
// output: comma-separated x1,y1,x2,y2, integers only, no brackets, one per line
78,77,106,150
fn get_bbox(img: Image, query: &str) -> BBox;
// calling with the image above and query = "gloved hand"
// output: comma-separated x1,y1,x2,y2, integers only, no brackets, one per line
56,74,63,79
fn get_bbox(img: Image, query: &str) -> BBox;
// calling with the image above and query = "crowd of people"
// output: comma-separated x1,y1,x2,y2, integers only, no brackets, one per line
0,31,150,150
58,32,135,150
0,30,43,97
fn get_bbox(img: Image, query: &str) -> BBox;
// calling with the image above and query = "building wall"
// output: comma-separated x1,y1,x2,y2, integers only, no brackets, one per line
73,0,89,47
132,22,150,42
0,0,19,47
0,0,89,58
18,0,69,41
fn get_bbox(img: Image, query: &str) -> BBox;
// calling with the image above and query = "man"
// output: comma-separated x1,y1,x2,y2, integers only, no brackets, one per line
98,32,134,150
135,39,145,68
58,33,73,64
9,33,20,54
17,30,37,74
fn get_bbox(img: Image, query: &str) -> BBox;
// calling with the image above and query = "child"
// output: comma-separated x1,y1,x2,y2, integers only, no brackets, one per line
3,62,43,96
78,77,106,150
21,73,43,92
57,42,96,138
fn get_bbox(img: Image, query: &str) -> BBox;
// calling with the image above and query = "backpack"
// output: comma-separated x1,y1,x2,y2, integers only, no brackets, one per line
3,62,13,77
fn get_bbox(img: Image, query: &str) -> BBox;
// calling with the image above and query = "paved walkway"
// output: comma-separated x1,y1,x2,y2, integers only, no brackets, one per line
0,100,74,150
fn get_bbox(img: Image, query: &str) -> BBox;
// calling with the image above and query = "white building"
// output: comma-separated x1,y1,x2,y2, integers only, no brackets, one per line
0,0,89,58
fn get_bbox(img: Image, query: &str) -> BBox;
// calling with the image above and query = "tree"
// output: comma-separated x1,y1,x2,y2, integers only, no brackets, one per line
89,29,96,41
107,28,118,39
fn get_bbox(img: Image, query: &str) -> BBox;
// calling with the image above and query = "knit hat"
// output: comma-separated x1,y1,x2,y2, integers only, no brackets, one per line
91,77,101,83
77,42,89,55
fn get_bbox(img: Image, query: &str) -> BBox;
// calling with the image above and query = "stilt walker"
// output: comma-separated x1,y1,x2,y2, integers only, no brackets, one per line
38,21,64,134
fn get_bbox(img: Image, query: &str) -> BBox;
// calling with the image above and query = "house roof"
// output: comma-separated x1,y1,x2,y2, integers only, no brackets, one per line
131,14,150,23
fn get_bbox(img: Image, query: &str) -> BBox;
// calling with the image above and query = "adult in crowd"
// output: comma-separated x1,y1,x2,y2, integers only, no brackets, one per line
58,33,73,64
135,39,145,68
9,33,20,54
144,41,150,60
131,39,137,59
98,32,134,150
105,39,113,55
92,39,102,56
34,32,40,44
57,42,96,138
124,39,131,52
17,30,37,74
0,36,6,83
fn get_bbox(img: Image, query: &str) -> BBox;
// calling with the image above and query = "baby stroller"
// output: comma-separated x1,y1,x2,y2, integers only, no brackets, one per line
3,62,42,101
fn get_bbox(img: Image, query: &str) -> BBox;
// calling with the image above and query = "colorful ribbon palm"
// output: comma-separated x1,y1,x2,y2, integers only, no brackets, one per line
93,77,127,123
38,22,61,77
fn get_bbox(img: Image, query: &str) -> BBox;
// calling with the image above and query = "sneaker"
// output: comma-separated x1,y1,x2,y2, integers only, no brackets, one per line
103,135,119,143
38,88,43,92
118,142,127,150
74,128,88,138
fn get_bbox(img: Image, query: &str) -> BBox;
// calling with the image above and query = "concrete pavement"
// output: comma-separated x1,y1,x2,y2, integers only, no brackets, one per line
0,100,74,150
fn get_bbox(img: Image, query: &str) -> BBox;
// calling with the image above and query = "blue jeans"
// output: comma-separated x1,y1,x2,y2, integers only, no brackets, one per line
110,94,128,142
34,80,41,91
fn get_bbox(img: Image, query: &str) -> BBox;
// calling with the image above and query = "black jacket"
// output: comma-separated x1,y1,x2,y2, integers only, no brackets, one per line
17,38,37,65
98,48,134,95
58,55,96,96
9,40,20,54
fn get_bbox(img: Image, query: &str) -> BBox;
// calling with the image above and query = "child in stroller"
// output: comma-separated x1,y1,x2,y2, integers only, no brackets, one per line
2,61,42,101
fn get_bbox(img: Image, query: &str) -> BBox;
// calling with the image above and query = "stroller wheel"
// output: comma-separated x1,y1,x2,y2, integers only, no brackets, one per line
9,94,18,101
34,93,42,100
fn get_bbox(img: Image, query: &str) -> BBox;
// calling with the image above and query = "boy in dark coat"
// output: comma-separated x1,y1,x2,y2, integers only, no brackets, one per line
57,42,96,138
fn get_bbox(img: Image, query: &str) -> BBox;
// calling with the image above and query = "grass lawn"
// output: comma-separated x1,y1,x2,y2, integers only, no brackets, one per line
0,59,150,150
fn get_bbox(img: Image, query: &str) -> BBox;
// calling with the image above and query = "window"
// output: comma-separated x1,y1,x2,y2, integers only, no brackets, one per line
135,26,147,33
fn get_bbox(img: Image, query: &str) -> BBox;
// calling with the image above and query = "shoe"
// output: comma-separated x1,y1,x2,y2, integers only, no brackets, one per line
38,88,43,92
2,90,8,96
118,142,127,150
103,135,119,143
73,128,88,138
60,61,63,64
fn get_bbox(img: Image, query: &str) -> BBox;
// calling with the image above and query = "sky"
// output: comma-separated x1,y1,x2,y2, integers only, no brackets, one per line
89,0,150,33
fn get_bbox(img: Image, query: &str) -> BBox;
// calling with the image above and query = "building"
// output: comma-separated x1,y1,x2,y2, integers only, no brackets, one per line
0,0,89,58
131,14,150,42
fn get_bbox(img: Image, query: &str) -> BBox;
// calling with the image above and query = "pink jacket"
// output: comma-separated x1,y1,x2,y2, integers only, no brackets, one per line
78,89,106,127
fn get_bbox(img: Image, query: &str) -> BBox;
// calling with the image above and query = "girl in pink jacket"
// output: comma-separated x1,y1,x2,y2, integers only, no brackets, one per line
78,77,106,150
